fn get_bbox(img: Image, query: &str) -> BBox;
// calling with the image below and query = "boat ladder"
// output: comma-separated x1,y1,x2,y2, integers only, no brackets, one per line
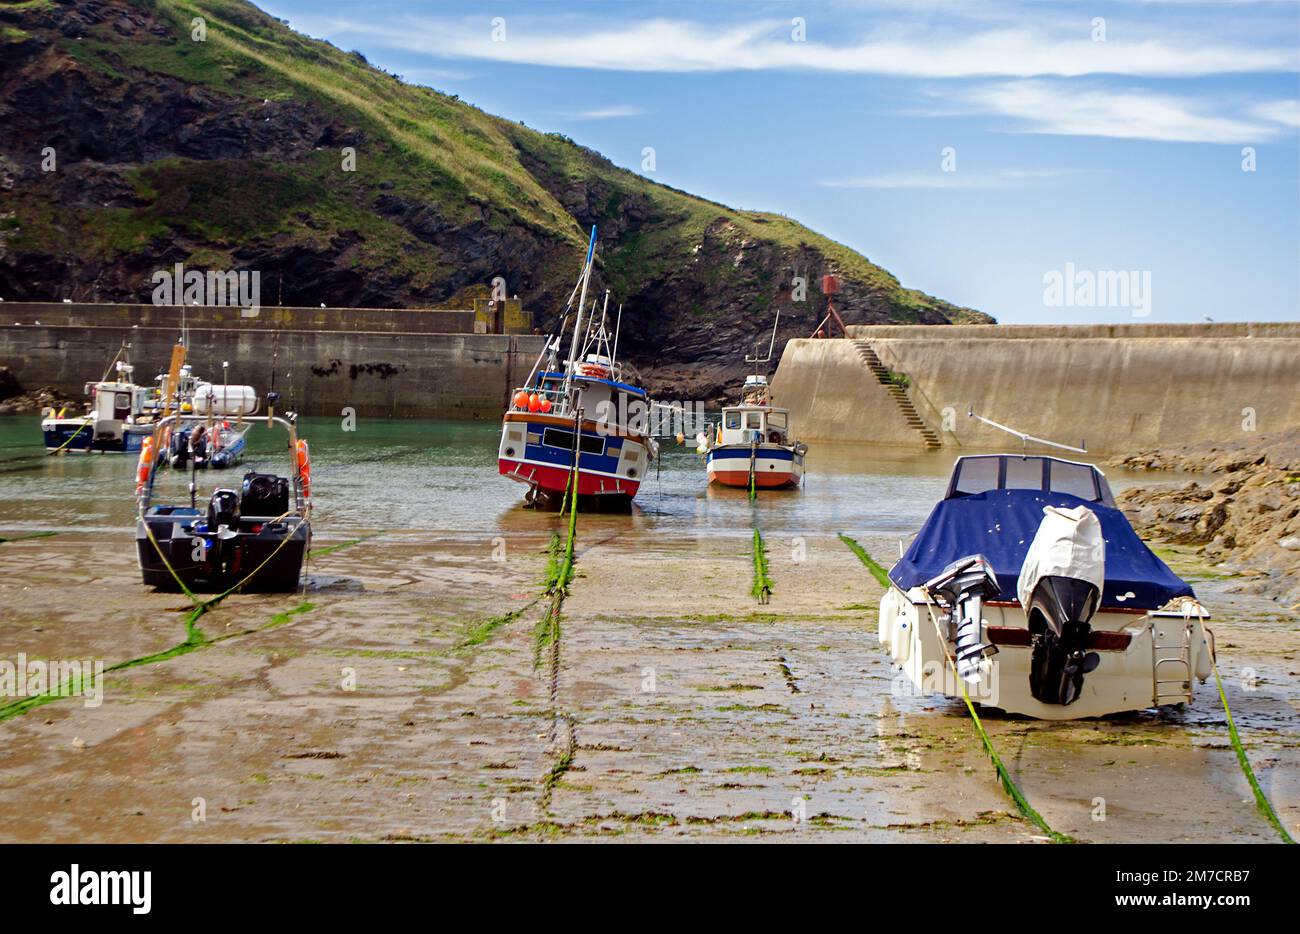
1151,619,1193,705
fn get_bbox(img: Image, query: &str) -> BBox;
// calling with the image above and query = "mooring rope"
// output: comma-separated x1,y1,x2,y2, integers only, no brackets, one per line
918,594,1077,843
839,534,1074,843
751,527,772,604
1184,601,1295,844
538,438,583,810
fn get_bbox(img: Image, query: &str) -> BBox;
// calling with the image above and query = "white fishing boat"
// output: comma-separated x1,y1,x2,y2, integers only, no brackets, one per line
701,313,807,490
703,375,807,489
41,345,158,454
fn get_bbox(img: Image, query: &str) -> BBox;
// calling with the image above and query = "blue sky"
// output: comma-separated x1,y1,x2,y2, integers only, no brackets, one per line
260,0,1300,324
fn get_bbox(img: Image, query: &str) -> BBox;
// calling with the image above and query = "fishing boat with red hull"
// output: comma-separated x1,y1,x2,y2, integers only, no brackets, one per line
498,227,658,509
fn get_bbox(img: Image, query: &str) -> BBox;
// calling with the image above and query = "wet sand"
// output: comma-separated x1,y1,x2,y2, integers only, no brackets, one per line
0,520,1295,843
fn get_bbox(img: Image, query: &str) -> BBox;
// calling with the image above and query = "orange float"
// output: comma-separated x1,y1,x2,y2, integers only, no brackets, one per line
296,439,312,499
135,437,155,495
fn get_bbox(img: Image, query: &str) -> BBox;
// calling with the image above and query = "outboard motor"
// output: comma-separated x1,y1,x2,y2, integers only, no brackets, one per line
169,428,190,468
190,425,210,469
204,488,241,579
924,555,1001,683
240,472,290,517
206,489,240,536
1018,505,1104,706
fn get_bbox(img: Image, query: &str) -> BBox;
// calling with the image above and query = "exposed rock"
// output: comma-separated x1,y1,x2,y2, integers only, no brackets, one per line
1112,428,1300,606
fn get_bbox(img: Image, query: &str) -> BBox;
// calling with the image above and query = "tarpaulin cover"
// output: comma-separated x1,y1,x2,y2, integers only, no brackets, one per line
889,489,1194,611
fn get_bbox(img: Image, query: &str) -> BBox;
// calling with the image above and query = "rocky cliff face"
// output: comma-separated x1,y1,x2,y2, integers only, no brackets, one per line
1113,429,1300,606
0,0,990,399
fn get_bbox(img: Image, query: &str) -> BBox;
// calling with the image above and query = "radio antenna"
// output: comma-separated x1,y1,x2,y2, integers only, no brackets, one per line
967,406,1086,455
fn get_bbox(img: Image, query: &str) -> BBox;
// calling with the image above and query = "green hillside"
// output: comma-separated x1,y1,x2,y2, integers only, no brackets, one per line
0,0,990,381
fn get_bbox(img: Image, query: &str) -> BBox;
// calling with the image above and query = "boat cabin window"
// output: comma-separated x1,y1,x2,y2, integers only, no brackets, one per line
947,455,1113,506
952,456,1000,495
725,411,741,430
746,412,763,430
768,412,787,429
1004,456,1045,490
542,427,605,457
114,392,131,419
1050,459,1100,500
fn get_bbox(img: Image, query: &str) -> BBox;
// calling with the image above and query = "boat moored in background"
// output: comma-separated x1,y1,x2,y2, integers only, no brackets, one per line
702,313,807,490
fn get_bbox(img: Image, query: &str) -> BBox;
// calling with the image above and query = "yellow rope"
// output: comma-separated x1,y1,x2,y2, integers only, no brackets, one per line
45,418,91,456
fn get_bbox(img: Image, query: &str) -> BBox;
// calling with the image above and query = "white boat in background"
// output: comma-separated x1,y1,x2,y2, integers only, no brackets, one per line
877,453,1214,719
701,312,807,490
41,347,158,454
704,375,806,489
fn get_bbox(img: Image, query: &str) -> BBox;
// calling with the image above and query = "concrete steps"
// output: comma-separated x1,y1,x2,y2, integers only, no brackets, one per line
852,340,941,449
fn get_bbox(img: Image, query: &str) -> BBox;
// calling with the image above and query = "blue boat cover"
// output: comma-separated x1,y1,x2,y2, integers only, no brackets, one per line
889,489,1194,611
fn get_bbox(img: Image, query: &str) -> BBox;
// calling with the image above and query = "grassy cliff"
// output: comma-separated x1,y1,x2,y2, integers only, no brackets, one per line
0,0,990,385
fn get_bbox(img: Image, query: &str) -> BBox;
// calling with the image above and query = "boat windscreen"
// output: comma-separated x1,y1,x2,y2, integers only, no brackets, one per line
889,488,1193,611
947,455,1114,506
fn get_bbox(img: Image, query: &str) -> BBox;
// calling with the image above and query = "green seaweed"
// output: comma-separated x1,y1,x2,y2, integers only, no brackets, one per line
838,533,892,589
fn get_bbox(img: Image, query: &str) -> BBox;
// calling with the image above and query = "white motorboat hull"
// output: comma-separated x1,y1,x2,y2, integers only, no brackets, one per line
878,587,1213,720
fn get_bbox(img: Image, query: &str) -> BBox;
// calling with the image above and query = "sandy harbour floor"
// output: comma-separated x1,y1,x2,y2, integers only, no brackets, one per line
0,522,1295,843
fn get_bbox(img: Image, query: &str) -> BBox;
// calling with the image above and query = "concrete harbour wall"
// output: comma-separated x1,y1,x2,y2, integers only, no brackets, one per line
0,303,545,419
772,323,1300,454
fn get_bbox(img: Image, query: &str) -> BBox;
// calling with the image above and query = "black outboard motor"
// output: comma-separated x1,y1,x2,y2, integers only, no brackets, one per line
923,555,1001,683
169,428,190,468
207,489,240,534
205,488,241,579
240,472,290,517
1026,577,1101,706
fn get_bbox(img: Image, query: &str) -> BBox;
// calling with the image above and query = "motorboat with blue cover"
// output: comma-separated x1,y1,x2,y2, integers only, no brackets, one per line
878,454,1214,718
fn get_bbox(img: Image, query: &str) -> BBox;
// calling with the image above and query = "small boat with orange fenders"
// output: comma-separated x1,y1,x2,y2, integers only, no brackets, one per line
498,227,659,508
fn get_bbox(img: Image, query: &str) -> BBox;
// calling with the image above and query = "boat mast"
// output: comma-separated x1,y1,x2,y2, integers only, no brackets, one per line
563,226,597,399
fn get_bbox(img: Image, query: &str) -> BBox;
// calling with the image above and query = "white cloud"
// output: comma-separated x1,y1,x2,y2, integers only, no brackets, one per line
294,15,1297,78
961,81,1294,143
1252,99,1300,128
820,168,1066,189
558,105,645,121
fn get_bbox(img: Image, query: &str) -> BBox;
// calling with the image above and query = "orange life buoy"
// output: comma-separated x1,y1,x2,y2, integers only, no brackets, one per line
135,437,155,494
296,439,311,500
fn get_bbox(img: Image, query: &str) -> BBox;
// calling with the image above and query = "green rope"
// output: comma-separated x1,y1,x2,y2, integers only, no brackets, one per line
838,532,891,589
751,527,772,603
953,676,1076,843
838,534,1075,843
1212,660,1295,843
